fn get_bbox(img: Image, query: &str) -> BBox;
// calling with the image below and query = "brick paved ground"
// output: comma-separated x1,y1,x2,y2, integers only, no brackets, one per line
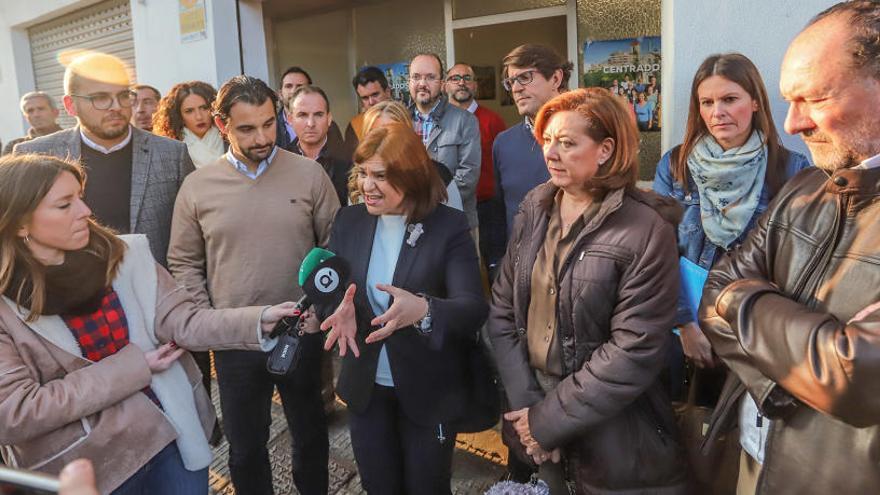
207,357,508,494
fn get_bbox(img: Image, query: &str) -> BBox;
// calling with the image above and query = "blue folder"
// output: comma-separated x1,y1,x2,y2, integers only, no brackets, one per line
679,256,709,322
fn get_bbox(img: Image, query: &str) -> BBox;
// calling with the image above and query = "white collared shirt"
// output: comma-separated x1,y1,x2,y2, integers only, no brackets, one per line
225,146,278,180
80,126,132,154
855,153,880,170
466,100,478,114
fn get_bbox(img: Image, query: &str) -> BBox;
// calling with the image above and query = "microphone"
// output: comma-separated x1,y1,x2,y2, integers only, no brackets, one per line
267,247,350,375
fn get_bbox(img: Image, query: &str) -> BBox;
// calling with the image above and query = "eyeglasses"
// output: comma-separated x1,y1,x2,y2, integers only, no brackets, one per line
70,90,138,110
409,74,441,84
502,69,539,91
446,75,473,83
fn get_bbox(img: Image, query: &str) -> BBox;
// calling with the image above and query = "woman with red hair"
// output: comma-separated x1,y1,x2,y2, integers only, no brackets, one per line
317,123,488,494
489,88,688,493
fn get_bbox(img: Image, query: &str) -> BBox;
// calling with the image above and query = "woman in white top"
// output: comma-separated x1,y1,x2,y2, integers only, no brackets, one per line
153,81,226,169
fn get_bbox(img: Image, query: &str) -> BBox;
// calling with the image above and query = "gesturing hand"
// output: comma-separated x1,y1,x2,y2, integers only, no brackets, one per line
145,342,185,373
320,284,360,357
365,284,428,344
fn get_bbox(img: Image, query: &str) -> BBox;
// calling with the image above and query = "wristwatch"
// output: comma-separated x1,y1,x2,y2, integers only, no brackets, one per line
415,294,433,335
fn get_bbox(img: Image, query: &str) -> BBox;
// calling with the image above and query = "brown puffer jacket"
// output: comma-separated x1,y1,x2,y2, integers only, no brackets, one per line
489,182,689,494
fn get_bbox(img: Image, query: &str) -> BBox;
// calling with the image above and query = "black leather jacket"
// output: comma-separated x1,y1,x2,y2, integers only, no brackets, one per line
700,166,880,494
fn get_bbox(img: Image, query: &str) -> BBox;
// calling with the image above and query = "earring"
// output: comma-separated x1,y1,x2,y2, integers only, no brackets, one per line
23,235,30,245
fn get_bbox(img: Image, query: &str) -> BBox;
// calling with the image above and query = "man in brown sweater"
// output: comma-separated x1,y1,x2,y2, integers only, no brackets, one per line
168,75,339,495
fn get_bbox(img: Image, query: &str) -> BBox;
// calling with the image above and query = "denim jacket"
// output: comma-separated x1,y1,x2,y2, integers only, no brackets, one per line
653,146,811,325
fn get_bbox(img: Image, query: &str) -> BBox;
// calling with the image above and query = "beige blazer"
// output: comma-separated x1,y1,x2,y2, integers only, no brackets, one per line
0,235,266,493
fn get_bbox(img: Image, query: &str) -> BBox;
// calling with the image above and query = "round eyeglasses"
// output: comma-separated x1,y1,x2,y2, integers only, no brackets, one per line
70,90,138,110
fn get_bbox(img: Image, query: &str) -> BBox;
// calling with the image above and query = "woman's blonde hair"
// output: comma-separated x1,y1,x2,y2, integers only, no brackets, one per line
349,100,414,203
0,154,126,320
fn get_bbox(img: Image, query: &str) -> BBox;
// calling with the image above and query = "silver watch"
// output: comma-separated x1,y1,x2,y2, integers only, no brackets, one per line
415,294,433,335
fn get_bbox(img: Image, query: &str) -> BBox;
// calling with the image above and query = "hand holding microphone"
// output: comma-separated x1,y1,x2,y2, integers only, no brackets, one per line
267,247,351,376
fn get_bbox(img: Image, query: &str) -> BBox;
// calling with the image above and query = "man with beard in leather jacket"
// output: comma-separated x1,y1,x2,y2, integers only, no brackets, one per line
699,2,880,494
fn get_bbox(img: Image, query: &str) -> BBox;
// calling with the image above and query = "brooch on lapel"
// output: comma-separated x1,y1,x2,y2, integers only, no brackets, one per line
406,223,424,247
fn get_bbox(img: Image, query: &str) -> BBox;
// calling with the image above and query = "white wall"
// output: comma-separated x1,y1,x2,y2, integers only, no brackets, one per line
131,0,268,95
661,0,837,158
0,0,102,144
0,0,270,144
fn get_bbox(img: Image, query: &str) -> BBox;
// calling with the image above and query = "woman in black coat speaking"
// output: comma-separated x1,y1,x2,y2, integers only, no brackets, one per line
318,123,488,494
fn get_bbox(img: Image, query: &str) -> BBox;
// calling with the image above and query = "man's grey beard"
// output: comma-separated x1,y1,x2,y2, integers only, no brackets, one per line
452,89,473,103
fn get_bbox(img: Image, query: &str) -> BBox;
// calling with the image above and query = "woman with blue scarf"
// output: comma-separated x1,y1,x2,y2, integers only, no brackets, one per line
653,53,810,370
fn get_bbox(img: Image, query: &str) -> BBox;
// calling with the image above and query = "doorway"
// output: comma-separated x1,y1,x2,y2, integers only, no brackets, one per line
452,15,568,126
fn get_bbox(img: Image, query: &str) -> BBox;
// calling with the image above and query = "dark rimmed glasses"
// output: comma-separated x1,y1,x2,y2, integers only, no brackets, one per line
69,90,138,110
446,74,474,84
502,69,539,91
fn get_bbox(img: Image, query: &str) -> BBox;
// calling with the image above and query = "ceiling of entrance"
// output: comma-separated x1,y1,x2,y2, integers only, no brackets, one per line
262,0,384,20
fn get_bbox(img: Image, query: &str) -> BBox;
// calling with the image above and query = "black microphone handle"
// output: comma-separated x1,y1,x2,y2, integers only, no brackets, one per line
268,294,311,339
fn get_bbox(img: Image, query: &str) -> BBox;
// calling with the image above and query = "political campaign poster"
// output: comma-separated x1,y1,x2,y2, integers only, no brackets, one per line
583,37,661,131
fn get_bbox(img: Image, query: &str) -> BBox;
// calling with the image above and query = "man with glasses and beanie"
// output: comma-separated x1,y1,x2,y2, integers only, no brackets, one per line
14,52,194,266
408,53,481,238
445,63,507,278
493,44,573,243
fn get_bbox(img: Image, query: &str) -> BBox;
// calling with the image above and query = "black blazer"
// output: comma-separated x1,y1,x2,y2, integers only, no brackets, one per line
320,203,487,426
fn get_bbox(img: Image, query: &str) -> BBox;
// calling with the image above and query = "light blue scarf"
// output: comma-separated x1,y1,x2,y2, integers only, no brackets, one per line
688,131,767,249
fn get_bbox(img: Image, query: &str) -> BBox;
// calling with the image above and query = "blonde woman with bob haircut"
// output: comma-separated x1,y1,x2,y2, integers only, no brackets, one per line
488,88,689,493
0,154,304,493
350,100,463,211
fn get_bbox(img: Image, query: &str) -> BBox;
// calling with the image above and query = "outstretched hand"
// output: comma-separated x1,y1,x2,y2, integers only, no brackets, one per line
320,284,360,357
365,284,428,344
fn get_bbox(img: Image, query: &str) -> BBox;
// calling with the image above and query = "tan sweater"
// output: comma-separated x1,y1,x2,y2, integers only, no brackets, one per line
168,149,340,309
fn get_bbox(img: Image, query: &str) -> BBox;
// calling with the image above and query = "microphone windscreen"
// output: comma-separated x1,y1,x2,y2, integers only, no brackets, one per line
298,247,336,287
302,255,351,304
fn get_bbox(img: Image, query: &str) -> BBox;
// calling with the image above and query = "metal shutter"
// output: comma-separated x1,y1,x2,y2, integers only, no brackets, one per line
28,0,136,129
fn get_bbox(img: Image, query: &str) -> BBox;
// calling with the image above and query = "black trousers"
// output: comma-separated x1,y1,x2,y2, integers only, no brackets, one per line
349,385,456,495
214,333,328,495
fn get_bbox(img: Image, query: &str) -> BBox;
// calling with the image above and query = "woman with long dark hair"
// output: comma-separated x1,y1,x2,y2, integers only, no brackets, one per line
653,53,810,369
153,81,224,169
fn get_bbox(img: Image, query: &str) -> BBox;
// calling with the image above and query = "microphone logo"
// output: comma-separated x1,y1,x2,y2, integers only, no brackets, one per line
315,267,340,293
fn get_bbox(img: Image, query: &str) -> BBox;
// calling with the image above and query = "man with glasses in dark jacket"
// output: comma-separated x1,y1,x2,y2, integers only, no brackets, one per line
493,44,573,243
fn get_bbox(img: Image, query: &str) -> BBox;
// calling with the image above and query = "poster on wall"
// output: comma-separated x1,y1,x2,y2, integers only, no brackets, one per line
472,66,496,100
583,36,661,132
179,0,208,43
375,62,412,108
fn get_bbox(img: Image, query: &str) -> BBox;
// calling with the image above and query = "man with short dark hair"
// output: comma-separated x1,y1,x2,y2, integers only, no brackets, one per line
346,66,392,147
168,75,337,495
2,91,63,155
14,53,194,266
275,66,343,152
445,63,507,274
408,53,480,232
286,85,351,205
131,84,160,132
700,3,880,493
494,44,573,241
